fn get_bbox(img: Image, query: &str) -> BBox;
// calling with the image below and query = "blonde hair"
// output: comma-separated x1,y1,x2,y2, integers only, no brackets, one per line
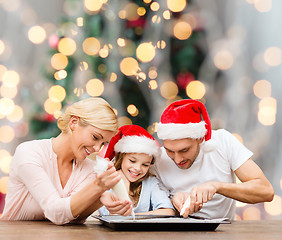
57,97,118,133
114,152,155,207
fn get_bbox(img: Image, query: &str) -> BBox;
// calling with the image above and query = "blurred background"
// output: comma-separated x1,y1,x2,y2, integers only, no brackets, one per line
0,0,281,220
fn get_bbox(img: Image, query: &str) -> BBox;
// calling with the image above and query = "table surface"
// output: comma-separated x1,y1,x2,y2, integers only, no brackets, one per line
0,219,282,240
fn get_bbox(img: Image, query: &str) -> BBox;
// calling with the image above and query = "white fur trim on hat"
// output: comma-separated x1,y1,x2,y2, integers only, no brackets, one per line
114,135,160,159
157,121,207,140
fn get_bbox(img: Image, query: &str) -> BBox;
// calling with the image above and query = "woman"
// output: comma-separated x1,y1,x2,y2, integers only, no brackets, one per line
1,97,129,225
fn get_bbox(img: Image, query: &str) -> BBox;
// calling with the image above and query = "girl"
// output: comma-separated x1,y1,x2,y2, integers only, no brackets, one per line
99,125,175,216
1,97,122,225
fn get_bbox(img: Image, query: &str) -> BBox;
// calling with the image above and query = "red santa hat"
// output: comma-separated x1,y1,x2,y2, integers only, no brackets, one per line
104,125,160,160
157,99,215,151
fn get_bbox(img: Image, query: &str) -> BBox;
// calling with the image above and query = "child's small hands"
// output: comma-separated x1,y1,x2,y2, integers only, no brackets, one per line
100,192,133,216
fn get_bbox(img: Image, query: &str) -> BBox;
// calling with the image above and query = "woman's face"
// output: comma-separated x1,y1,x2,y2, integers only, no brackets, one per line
121,153,153,183
70,117,115,162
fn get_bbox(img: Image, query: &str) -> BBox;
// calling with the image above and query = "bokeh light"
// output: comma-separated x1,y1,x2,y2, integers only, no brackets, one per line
82,37,101,55
120,57,139,76
48,85,66,102
264,195,282,216
242,206,261,220
157,40,166,49
54,70,67,80
6,105,24,122
136,42,156,62
127,104,139,117
0,40,5,55
44,98,62,115
151,2,160,11
258,97,277,126
264,47,281,67
160,81,178,99
148,68,158,79
163,10,171,20
253,80,271,99
186,80,206,99
0,149,12,174
0,126,15,143
58,37,77,56
148,80,158,90
0,98,15,116
86,78,104,97
110,72,117,82
123,3,139,21
173,21,192,40
84,0,104,12
0,85,18,99
118,116,132,127
2,70,20,87
0,176,9,194
167,0,186,12
50,53,68,70
28,25,47,44
254,0,272,13
214,50,234,70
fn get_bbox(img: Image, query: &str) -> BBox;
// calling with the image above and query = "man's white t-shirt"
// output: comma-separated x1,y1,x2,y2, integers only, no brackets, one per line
153,129,253,220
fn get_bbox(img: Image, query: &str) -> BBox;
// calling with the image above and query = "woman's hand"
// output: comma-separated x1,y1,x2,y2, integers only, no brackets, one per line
100,192,133,216
95,161,121,192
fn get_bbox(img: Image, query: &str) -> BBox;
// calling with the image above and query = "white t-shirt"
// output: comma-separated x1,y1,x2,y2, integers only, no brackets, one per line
152,129,253,220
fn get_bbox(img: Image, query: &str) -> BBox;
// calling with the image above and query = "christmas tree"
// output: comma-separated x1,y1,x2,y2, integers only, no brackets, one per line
30,0,206,140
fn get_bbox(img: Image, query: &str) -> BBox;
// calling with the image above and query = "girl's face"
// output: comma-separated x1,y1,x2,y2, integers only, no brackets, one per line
121,153,153,183
70,116,115,162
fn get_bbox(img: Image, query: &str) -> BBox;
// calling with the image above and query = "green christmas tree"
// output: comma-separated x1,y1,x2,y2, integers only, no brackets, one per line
30,0,206,140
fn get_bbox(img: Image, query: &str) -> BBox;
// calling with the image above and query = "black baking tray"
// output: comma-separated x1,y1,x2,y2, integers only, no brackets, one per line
94,215,231,231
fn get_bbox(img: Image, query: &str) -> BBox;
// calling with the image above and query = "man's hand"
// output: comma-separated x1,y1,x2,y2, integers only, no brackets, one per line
171,192,202,218
100,192,133,216
172,182,217,218
189,181,217,205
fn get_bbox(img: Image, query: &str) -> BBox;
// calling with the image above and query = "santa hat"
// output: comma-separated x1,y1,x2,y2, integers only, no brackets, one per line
157,99,216,152
104,125,160,160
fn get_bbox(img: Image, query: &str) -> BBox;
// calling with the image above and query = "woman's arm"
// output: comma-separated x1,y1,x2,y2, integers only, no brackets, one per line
70,162,122,219
18,159,120,225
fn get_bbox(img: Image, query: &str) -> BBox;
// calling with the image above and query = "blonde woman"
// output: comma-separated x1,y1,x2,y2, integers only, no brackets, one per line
1,98,128,225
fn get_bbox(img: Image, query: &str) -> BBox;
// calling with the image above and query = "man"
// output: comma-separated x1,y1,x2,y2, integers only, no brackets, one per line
153,99,274,219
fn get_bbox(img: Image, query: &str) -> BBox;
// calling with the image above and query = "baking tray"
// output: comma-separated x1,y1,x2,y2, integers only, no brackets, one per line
94,215,231,231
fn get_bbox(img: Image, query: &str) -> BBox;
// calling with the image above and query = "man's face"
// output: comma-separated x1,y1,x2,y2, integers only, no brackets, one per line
163,138,203,169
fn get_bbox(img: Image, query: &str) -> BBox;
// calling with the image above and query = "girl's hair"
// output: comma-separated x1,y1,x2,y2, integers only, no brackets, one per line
114,152,155,206
57,97,118,133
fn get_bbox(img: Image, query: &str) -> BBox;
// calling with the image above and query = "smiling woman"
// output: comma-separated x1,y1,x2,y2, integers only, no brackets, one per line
0,97,121,225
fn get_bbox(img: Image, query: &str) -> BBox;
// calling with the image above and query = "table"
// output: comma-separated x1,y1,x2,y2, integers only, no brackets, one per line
0,219,281,240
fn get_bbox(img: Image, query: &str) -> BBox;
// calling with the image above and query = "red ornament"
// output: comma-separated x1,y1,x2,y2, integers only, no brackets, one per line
44,113,56,122
48,34,59,49
126,17,146,28
176,72,195,90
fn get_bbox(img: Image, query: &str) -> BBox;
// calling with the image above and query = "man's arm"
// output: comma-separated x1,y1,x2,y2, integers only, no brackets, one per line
172,159,274,217
215,158,274,203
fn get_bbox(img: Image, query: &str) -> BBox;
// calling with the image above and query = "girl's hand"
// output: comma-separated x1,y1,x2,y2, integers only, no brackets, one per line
100,192,133,216
95,161,121,192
